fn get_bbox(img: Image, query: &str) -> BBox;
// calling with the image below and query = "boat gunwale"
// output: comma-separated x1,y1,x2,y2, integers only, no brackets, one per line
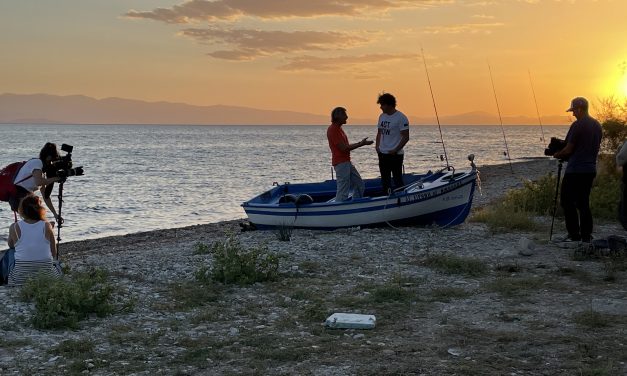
242,168,477,211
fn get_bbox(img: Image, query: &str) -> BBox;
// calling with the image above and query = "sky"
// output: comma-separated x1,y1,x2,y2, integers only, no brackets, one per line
1,0,626,121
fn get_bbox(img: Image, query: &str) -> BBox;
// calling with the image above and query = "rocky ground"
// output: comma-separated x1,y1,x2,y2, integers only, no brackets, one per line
1,159,626,375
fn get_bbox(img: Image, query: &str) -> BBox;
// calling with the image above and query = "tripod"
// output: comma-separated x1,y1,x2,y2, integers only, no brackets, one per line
56,179,65,260
549,160,564,241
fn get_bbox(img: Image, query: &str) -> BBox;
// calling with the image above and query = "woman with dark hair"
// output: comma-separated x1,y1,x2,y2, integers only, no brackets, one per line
6,194,60,286
9,142,62,222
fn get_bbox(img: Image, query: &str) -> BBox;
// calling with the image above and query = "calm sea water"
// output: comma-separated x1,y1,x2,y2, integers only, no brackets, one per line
0,124,568,242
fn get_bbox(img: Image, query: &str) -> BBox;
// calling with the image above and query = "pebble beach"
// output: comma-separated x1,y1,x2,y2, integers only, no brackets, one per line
1,158,626,375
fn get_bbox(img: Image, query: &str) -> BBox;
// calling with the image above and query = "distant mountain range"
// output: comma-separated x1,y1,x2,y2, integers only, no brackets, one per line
0,93,571,126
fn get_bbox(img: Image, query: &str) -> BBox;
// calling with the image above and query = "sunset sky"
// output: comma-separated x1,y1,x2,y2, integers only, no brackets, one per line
1,0,626,121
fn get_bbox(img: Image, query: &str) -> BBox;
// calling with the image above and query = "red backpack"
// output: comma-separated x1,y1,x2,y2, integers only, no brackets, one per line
0,161,29,202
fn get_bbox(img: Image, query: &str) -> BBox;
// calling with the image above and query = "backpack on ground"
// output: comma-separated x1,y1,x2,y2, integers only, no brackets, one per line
0,161,28,202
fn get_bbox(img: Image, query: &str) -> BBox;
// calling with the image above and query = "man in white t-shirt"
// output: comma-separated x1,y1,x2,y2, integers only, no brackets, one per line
375,93,410,194
9,143,62,221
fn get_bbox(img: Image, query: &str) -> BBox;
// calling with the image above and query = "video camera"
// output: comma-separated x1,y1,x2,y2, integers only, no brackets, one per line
48,144,84,181
544,137,567,157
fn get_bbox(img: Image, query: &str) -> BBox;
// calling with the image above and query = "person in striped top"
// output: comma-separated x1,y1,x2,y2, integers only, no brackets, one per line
7,194,60,286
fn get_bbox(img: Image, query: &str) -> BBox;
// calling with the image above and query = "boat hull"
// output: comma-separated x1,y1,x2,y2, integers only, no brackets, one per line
242,169,477,230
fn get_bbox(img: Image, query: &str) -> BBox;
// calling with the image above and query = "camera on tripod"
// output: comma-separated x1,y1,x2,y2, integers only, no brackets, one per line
544,137,567,157
49,144,84,181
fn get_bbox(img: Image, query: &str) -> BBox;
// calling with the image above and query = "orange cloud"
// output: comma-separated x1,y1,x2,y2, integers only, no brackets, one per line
278,53,418,72
422,22,504,34
126,0,449,23
181,28,370,60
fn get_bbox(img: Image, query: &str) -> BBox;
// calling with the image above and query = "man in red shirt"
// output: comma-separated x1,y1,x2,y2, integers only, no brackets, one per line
327,107,373,201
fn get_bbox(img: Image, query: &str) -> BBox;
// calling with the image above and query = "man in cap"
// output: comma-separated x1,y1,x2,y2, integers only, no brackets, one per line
553,97,602,246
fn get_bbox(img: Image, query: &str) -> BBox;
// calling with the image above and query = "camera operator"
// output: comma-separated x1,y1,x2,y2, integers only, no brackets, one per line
8,142,62,223
552,97,602,245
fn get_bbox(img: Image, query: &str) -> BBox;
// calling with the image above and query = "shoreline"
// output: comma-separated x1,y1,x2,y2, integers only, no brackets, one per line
60,157,557,253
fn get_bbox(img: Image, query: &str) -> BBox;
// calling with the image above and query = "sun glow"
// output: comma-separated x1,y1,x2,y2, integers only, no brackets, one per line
621,75,627,97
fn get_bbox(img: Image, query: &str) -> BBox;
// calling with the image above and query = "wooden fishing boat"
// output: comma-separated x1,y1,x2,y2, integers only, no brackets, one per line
242,157,478,230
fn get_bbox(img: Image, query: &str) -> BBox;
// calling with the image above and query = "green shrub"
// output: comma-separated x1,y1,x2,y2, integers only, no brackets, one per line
193,242,211,255
600,118,627,154
590,172,621,220
196,235,280,285
471,203,538,233
275,223,293,241
20,268,115,329
503,174,557,216
480,167,622,223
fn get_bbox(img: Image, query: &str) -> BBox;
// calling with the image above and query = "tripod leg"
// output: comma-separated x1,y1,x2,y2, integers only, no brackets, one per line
549,161,563,241
56,181,64,260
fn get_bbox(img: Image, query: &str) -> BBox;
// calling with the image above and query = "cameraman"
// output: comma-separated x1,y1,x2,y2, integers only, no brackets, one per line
8,142,62,222
553,97,602,245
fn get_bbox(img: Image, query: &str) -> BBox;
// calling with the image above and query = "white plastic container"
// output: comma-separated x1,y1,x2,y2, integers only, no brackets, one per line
325,313,376,329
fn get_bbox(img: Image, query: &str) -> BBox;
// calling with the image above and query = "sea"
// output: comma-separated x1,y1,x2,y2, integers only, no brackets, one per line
0,124,569,242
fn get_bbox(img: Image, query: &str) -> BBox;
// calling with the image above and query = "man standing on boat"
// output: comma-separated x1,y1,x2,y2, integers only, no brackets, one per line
375,93,410,194
327,107,373,201
553,97,602,245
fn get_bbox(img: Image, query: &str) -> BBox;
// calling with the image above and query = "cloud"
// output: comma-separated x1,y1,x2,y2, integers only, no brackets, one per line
125,0,450,23
422,22,504,34
471,14,495,19
464,1,498,6
180,28,370,60
278,53,418,72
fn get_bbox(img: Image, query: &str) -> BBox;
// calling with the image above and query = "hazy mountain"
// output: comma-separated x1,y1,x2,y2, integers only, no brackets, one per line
0,93,570,126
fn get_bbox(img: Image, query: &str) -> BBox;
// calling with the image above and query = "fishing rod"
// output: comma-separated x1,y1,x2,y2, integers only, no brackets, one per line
528,69,547,146
487,62,514,173
421,47,450,170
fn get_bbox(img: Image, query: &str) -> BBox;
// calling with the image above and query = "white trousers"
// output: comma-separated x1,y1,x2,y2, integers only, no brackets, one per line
334,162,365,201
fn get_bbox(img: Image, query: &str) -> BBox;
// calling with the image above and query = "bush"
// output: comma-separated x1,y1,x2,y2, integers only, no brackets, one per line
590,172,621,220
601,118,627,154
196,235,280,285
193,242,211,255
477,168,621,223
503,174,557,216
274,224,293,241
597,96,627,154
20,268,115,329
471,203,539,233
472,174,555,232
